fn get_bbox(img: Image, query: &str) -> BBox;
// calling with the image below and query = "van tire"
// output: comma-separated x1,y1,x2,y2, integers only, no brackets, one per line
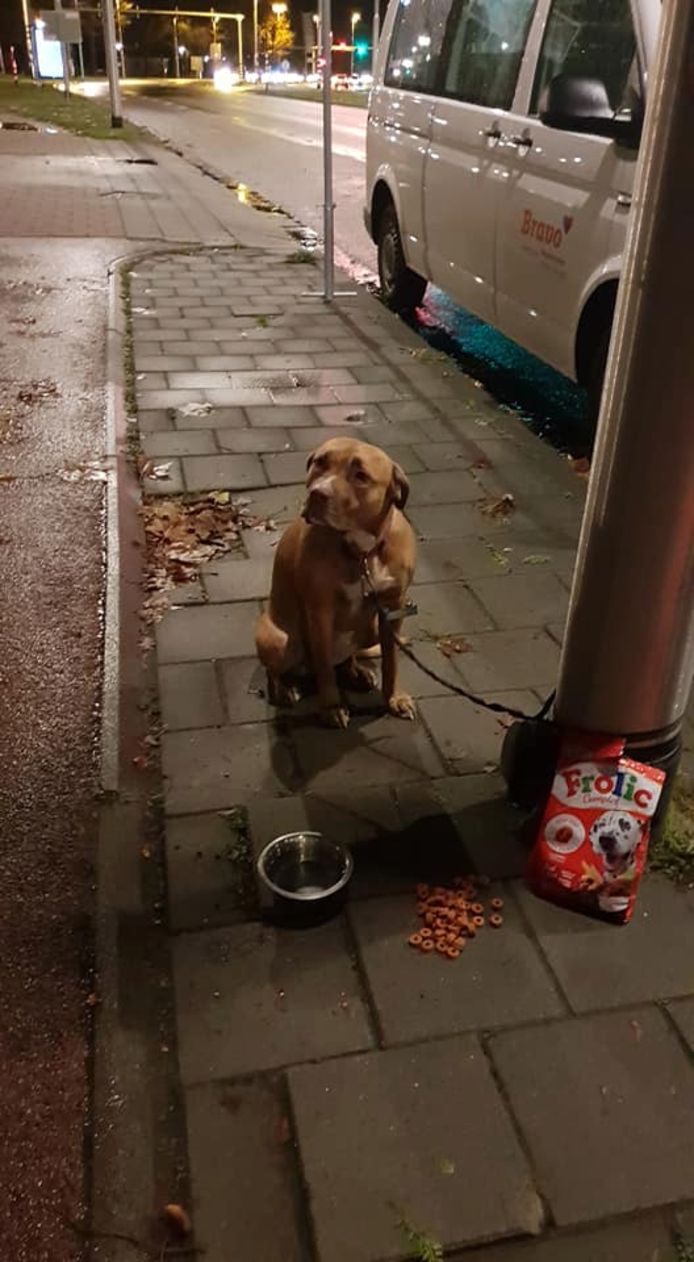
377,204,427,313
586,321,611,438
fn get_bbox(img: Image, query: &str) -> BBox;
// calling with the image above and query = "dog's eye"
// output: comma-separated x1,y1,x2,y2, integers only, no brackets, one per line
353,468,371,485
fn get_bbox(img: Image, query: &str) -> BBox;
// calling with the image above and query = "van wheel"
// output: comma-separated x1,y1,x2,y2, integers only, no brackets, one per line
586,321,611,440
377,204,427,313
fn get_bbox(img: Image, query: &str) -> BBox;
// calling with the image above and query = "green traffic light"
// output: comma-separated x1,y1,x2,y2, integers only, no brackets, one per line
355,41,368,57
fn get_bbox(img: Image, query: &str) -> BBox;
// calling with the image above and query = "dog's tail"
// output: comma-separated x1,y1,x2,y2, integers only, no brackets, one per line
255,611,290,673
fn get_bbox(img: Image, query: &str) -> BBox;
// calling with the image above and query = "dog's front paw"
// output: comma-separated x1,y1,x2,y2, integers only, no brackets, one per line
323,704,351,729
388,693,417,721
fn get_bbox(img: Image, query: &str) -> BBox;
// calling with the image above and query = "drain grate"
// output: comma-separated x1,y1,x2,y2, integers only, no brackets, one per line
0,120,38,131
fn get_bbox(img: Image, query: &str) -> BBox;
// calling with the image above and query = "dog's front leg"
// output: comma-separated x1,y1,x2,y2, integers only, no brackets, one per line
379,611,416,721
307,604,350,729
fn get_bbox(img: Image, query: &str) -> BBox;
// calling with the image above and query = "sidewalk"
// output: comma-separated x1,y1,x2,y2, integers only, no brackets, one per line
124,240,694,1261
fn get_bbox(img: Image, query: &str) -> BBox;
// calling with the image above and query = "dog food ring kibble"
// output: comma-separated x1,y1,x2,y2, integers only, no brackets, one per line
490,897,504,911
409,932,423,948
471,902,484,915
407,874,503,960
489,913,503,928
421,938,435,953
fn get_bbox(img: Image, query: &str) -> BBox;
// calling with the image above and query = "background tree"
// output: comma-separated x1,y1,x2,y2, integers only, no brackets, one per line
259,10,294,64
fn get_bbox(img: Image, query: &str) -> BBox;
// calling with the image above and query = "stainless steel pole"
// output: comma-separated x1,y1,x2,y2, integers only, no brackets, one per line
253,0,258,71
555,0,694,750
371,0,379,72
101,0,123,127
319,0,334,301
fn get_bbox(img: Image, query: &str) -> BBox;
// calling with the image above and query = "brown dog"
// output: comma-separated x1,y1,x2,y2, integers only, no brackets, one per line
255,437,417,728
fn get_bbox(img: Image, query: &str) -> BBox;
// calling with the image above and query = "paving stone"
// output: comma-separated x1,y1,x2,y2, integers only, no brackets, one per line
137,354,195,372
277,339,335,353
419,693,540,773
456,1216,672,1262
292,712,444,793
195,355,256,371
185,1079,307,1262
516,876,694,1011
173,919,373,1082
140,389,206,409
143,458,184,495
410,582,494,638
415,538,506,582
173,406,246,430
432,775,529,879
311,352,375,370
408,470,483,505
216,427,291,453
395,639,467,699
271,386,340,407
165,340,225,356
333,382,407,404
137,371,168,390
204,388,273,407
156,602,259,664
397,364,458,397
469,573,570,630
143,430,218,457
166,813,255,932
262,450,310,485
183,453,266,492
219,658,272,724
350,891,563,1044
170,579,207,605
288,1037,543,1262
246,405,318,428
490,1007,694,1225
159,662,224,730
668,996,694,1053
414,441,479,471
254,353,316,370
162,722,297,815
546,620,565,645
313,404,389,427
408,504,488,539
242,484,304,523
202,556,272,604
456,630,561,692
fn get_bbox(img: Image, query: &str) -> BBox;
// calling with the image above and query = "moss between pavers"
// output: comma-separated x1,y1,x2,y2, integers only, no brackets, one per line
650,778,694,885
0,78,148,141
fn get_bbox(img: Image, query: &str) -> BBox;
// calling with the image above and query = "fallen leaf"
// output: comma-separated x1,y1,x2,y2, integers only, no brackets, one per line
85,992,99,1008
163,1204,192,1237
132,754,148,770
569,456,591,478
438,1158,456,1176
479,492,515,519
0,473,17,484
522,554,549,566
486,544,510,569
179,400,212,417
17,378,59,404
436,635,471,658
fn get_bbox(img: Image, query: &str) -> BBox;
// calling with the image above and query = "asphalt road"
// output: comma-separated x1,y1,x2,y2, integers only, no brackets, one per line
122,84,374,278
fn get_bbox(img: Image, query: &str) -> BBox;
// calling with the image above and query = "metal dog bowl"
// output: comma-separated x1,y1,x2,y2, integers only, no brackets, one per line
256,832,353,923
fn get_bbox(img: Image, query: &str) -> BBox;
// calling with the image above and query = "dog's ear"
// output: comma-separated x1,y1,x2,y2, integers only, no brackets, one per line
390,461,410,509
306,450,316,472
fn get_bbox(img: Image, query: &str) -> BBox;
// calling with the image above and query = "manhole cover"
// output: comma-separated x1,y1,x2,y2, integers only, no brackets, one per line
0,120,38,131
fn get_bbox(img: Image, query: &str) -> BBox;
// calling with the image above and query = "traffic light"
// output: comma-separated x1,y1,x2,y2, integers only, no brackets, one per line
355,40,368,58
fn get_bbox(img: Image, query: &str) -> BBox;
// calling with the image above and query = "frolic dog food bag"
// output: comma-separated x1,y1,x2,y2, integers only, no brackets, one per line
528,733,666,923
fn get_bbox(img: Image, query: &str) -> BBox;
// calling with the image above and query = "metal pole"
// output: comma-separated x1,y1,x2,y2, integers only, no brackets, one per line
319,0,334,301
55,0,71,98
115,1,126,75
77,38,85,78
173,13,180,76
371,0,379,72
555,0,694,758
236,14,243,75
253,0,258,71
20,0,37,78
101,0,123,127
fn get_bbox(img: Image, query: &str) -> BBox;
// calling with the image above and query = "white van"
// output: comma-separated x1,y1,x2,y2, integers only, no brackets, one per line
365,0,660,419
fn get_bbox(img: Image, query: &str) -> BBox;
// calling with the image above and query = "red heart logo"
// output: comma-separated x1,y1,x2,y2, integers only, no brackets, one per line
563,215,574,234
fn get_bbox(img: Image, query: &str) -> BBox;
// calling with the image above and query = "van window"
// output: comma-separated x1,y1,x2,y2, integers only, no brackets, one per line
441,0,536,109
531,0,636,117
385,0,451,92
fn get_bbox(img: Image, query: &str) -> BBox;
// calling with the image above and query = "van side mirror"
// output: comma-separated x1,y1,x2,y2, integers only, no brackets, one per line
539,73,641,147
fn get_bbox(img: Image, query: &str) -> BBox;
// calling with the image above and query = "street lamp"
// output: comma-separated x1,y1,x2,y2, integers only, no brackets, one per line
350,10,360,75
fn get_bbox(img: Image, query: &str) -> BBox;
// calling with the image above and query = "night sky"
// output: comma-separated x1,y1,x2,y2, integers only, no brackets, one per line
0,0,378,66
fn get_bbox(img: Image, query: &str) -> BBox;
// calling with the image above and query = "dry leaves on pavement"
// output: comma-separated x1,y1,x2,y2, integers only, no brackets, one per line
436,635,471,658
479,492,515,519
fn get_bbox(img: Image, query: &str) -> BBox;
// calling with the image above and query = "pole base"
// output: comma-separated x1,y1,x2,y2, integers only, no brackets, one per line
501,718,682,834
111,115,123,129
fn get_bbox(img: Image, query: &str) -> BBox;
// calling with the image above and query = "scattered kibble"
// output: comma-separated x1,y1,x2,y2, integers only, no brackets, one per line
406,875,503,960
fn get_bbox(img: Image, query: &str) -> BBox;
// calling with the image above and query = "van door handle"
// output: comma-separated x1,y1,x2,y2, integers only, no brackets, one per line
483,125,502,141
508,134,533,149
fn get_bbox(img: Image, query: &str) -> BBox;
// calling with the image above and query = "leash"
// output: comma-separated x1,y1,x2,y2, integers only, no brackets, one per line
359,556,555,724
